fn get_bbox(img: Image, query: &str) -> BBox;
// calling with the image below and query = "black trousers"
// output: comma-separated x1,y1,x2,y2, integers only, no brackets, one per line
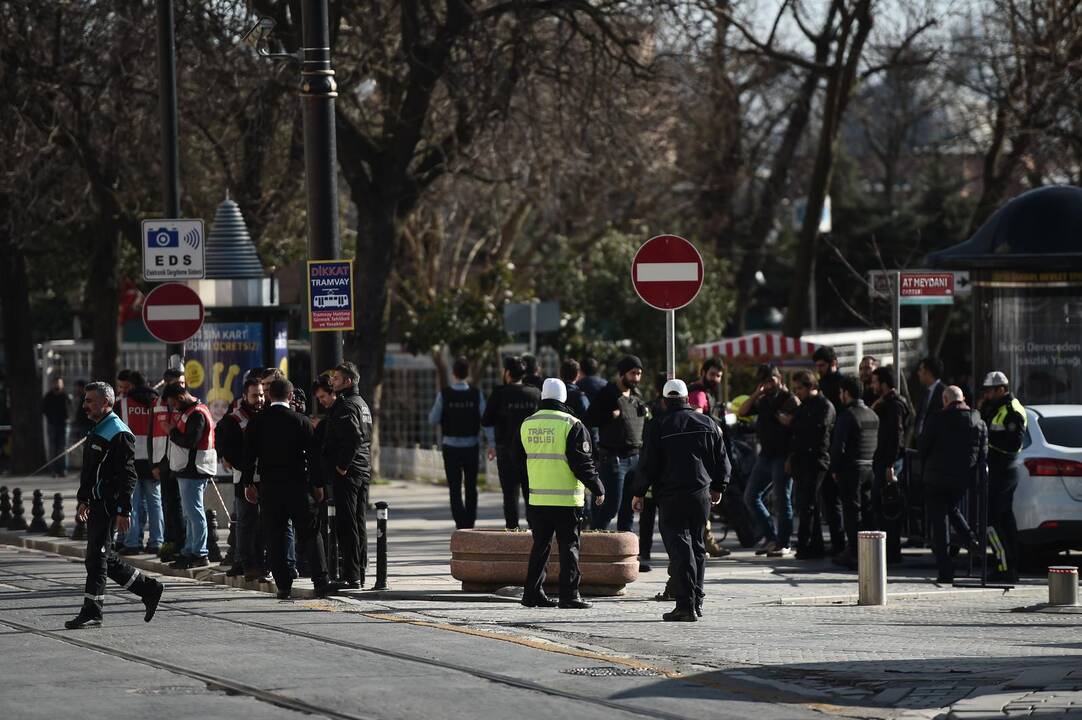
260,483,328,591
819,470,846,552
160,470,186,550
524,506,582,601
658,493,710,611
496,445,529,529
233,483,263,569
838,466,874,554
927,488,974,580
793,461,826,553
988,462,1023,572
872,462,902,562
332,477,368,583
442,445,479,529
639,495,658,559
82,502,157,615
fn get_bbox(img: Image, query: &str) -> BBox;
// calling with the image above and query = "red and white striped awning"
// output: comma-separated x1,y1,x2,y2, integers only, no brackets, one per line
690,333,821,363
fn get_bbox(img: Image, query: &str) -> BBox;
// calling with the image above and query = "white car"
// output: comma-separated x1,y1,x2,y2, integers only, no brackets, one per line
1016,405,1082,554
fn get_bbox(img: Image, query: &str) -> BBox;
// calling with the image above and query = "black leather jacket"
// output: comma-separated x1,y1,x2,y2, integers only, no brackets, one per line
322,385,373,484
633,404,730,501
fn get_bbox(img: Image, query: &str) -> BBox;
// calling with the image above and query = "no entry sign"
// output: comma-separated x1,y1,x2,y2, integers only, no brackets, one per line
631,235,704,311
142,282,205,344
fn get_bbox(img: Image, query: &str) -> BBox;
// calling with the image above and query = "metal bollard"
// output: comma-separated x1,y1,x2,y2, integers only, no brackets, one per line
1048,566,1079,606
373,501,388,591
49,493,66,537
0,486,11,527
205,509,222,563
325,499,338,581
8,489,28,531
857,530,887,606
28,490,48,533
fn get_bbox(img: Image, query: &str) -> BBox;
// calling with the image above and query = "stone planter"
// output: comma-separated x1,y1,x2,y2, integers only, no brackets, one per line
449,528,639,596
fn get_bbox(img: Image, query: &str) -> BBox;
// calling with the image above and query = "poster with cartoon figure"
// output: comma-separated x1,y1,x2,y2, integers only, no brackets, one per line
184,322,264,423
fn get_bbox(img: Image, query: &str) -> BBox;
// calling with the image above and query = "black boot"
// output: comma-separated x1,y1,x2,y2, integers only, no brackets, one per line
662,607,697,622
558,595,592,609
65,606,103,630
142,580,164,623
522,593,558,608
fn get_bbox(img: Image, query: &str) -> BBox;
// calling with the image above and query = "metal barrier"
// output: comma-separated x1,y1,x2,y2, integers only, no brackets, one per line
858,530,887,606
373,501,388,591
1048,566,1079,606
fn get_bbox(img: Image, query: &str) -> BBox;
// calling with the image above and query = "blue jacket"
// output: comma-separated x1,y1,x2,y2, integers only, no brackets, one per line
77,412,138,515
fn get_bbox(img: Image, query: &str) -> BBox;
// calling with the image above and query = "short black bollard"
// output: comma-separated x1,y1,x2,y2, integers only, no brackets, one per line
0,486,11,528
223,509,237,566
28,490,48,533
49,493,66,537
205,508,222,563
8,488,28,531
373,501,388,591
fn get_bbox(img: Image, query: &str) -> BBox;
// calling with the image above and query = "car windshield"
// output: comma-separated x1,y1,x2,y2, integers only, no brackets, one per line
1038,416,1082,448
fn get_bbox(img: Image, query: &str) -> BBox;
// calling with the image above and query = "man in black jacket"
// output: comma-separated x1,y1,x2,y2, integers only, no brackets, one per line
428,356,485,529
217,378,265,579
920,385,986,583
242,379,329,599
559,358,590,420
871,366,910,564
633,379,729,622
830,376,880,569
66,382,164,629
482,356,541,529
324,361,373,590
785,371,836,560
41,376,71,477
584,355,648,531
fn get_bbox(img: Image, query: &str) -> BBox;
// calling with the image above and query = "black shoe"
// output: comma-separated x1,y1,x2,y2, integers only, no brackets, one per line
118,545,144,556
145,545,161,555
639,562,652,572
276,588,292,600
225,564,245,577
663,608,698,622
795,548,826,560
64,611,102,630
935,575,953,584
143,581,164,623
695,601,703,618
169,556,192,570
558,596,592,609
329,580,361,591
187,556,210,569
521,594,558,608
312,584,332,599
653,590,675,602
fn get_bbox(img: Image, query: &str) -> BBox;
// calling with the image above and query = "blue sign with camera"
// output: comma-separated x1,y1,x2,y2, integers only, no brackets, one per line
142,218,205,281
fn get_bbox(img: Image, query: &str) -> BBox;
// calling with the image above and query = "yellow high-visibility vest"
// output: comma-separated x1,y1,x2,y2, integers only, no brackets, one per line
520,409,585,508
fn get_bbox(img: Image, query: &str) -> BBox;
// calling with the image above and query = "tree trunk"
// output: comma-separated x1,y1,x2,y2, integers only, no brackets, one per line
88,225,121,383
0,232,46,474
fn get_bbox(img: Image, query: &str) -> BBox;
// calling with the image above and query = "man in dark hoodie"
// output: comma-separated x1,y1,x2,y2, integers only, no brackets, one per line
520,379,605,609
117,372,163,555
584,355,648,531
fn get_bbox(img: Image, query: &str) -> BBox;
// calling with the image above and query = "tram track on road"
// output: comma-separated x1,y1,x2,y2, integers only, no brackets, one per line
0,557,692,720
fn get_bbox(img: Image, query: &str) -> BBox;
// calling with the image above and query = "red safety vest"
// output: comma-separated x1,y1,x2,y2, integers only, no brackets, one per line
167,402,218,475
151,398,172,463
117,396,153,461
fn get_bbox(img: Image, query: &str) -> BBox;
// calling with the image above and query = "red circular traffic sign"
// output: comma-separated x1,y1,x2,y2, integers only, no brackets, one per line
631,235,704,310
142,282,205,344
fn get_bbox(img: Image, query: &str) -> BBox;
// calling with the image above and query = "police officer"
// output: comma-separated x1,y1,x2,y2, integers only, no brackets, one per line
324,361,373,590
66,382,164,629
632,380,730,622
117,371,162,555
242,379,330,599
830,376,879,569
482,356,541,530
162,383,217,570
979,371,1027,582
520,379,604,609
428,356,485,529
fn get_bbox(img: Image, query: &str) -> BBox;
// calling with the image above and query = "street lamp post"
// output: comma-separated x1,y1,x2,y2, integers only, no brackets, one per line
300,0,343,379
156,0,184,367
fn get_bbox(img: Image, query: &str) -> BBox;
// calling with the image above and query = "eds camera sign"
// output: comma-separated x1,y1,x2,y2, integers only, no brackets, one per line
142,218,206,281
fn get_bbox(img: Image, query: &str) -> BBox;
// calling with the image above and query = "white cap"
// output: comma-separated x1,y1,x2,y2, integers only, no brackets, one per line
982,371,1009,388
541,378,567,403
663,379,688,397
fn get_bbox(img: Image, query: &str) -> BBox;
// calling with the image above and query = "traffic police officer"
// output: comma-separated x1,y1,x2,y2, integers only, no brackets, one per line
979,371,1027,582
830,376,880,569
632,380,730,622
520,379,605,609
66,382,164,629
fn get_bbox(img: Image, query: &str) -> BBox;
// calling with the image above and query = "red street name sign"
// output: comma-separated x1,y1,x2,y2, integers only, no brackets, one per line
899,272,954,305
631,235,704,311
142,282,205,344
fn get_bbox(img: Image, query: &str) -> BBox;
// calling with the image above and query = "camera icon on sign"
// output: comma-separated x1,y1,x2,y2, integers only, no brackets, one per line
147,227,179,248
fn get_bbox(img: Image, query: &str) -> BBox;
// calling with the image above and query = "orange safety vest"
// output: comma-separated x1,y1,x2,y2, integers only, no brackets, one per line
117,396,153,462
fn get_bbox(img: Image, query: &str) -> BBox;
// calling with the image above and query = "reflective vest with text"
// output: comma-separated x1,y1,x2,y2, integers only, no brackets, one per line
520,409,584,508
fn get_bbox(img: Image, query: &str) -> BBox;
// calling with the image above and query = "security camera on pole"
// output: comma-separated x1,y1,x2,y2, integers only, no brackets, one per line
631,235,705,380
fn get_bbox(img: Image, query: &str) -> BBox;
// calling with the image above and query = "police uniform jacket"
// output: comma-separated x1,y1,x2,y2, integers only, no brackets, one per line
241,403,318,488
830,400,879,474
481,382,540,451
981,392,1026,471
919,402,987,493
524,399,605,499
323,385,373,485
77,411,137,515
584,382,648,456
633,403,730,501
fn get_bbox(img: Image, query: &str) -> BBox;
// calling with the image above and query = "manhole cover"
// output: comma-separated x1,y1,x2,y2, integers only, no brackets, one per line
129,685,213,696
561,666,662,677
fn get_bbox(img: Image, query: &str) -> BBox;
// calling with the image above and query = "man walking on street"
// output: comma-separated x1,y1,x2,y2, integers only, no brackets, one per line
830,376,879,569
324,362,373,590
584,355,648,531
785,371,836,560
217,378,265,579
520,379,605,609
979,371,1026,582
921,385,986,583
633,380,730,622
65,382,164,629
117,372,163,556
242,379,330,599
737,364,798,557
428,356,485,529
162,384,217,569
871,366,910,565
42,376,71,477
482,356,541,530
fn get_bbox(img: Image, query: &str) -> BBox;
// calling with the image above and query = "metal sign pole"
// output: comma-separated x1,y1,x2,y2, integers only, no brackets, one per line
892,271,902,372
665,309,676,380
